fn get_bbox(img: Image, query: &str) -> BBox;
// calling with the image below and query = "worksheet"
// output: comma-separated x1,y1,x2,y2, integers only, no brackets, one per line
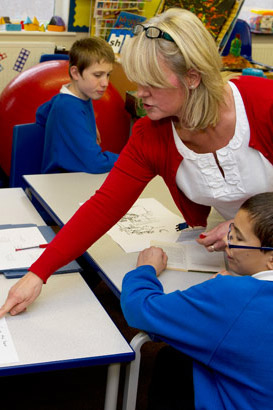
0,226,47,270
0,317,19,364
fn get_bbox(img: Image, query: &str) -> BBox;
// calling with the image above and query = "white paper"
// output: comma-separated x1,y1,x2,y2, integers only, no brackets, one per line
0,227,47,270
177,228,205,242
151,239,225,273
0,317,19,364
107,198,182,253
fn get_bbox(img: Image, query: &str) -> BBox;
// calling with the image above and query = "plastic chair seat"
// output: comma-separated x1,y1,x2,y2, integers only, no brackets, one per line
9,123,45,189
39,54,69,63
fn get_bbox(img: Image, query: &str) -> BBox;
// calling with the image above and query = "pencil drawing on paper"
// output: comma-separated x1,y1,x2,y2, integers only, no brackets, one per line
107,197,182,253
116,204,170,236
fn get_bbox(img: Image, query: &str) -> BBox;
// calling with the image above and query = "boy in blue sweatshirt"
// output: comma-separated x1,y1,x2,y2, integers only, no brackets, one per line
36,37,119,174
121,192,273,410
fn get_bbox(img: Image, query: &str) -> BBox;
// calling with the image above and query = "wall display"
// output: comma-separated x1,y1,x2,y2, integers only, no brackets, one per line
68,0,91,32
160,0,245,51
91,0,147,38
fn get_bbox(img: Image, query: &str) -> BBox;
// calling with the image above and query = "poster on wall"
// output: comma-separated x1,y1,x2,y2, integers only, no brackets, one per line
161,0,245,50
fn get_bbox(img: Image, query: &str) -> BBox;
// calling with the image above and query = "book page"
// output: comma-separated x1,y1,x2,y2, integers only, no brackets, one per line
185,241,225,272
151,240,188,271
151,240,225,273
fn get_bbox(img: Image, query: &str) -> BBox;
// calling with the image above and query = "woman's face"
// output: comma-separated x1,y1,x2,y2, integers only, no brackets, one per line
136,58,186,121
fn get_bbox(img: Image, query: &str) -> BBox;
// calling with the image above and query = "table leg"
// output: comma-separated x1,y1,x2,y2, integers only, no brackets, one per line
122,332,151,410
104,362,121,410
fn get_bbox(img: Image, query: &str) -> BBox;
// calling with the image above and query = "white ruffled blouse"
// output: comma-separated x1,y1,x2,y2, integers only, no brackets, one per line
174,81,273,220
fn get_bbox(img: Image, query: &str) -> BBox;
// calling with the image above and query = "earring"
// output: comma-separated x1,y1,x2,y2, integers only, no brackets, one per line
189,85,195,90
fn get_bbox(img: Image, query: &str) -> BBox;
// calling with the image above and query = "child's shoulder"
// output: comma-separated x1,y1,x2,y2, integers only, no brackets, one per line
50,92,84,111
36,93,80,122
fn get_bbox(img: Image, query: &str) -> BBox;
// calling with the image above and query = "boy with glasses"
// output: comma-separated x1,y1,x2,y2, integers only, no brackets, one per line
121,192,273,409
226,195,273,275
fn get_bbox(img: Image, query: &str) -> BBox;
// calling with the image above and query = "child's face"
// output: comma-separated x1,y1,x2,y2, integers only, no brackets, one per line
226,209,273,275
71,60,113,100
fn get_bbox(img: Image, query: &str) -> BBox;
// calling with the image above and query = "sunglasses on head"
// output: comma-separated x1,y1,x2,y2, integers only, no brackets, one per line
133,24,174,43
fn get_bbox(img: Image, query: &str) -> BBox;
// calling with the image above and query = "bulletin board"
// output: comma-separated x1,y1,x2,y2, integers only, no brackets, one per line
68,0,91,32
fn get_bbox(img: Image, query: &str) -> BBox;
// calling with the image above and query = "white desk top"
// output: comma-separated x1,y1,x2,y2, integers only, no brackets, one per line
24,173,225,295
0,188,133,375
0,188,45,226
0,273,133,374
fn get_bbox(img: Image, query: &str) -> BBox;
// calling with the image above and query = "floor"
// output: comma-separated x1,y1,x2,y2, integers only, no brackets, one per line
1,270,165,410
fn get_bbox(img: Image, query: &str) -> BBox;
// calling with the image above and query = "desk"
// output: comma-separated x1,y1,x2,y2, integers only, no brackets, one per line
24,172,218,296
0,188,134,410
0,188,45,225
23,172,225,409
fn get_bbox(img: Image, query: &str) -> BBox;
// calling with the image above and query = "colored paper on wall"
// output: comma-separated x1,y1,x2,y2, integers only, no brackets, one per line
74,0,91,27
13,48,30,72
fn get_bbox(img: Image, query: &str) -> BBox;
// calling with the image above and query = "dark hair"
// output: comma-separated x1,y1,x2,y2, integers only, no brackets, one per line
69,37,115,77
240,192,273,250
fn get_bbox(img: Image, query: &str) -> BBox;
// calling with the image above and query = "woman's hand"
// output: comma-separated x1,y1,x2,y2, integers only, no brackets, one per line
137,246,168,276
196,220,232,252
0,272,43,318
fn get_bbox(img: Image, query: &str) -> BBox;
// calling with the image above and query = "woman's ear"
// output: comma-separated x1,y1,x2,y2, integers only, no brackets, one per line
266,253,273,270
70,65,80,80
186,69,201,90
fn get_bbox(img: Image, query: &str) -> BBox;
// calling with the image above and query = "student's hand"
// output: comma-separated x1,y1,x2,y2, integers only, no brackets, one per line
210,269,233,279
0,272,43,318
137,246,168,276
196,220,232,252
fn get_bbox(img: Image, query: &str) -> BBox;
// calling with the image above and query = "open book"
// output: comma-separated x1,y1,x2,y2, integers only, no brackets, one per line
151,240,225,273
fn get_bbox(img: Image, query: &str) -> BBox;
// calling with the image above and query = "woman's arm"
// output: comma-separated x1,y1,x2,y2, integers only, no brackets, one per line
0,119,157,316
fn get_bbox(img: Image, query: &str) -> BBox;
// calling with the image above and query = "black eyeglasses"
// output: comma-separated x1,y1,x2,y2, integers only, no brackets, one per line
133,24,174,43
227,223,273,251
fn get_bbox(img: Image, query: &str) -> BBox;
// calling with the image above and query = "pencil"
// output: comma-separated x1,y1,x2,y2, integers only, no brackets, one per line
15,244,48,251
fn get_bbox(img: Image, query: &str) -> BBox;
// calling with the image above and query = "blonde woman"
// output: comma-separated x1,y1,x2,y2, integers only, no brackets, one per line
1,8,273,316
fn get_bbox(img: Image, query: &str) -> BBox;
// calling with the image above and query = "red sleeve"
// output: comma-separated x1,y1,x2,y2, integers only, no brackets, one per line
30,118,157,282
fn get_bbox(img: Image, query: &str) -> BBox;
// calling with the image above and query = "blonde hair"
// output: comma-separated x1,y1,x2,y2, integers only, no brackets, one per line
121,8,228,130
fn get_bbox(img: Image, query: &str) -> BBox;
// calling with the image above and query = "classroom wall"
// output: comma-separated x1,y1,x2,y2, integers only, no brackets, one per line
0,31,88,93
0,32,135,99
0,0,272,95
0,31,87,52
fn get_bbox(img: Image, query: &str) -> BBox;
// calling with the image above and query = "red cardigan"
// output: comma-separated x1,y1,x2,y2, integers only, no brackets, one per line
31,76,273,282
